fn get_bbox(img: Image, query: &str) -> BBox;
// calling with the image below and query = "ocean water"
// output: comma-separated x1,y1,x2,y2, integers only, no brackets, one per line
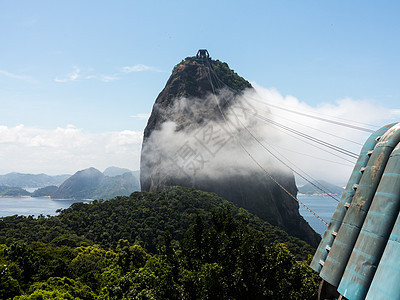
0,197,88,218
0,195,338,236
298,194,339,236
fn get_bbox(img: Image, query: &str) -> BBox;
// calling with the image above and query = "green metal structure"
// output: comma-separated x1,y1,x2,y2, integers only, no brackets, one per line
311,122,400,300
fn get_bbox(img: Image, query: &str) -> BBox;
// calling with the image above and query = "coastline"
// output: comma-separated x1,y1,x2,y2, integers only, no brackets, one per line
0,196,93,218
0,195,93,201
297,193,342,197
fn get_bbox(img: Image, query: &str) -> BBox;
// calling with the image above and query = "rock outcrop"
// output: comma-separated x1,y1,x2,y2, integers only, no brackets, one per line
140,54,320,247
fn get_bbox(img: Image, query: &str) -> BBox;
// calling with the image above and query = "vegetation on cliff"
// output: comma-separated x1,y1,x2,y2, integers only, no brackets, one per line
173,57,252,93
210,59,252,91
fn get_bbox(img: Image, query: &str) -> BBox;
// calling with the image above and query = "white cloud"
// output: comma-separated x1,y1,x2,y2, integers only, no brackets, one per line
246,84,398,185
121,64,159,73
55,63,161,83
0,125,143,175
55,66,81,83
82,74,119,82
141,85,398,187
0,70,33,82
390,109,400,118
130,113,150,120
55,66,120,83
99,74,119,82
55,67,119,83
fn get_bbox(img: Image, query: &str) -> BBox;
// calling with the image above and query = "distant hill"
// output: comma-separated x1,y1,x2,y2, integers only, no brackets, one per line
103,166,132,177
51,167,140,200
0,186,30,197
298,180,344,196
131,170,140,183
0,168,140,198
93,172,140,199
103,167,140,186
51,168,105,200
0,173,70,188
31,185,58,197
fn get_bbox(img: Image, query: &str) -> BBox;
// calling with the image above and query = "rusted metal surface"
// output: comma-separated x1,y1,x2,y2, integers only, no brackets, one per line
366,210,400,299
319,122,400,287
310,123,395,273
338,141,400,299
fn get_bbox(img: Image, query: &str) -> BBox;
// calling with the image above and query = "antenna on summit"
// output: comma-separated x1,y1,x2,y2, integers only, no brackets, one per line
196,49,210,59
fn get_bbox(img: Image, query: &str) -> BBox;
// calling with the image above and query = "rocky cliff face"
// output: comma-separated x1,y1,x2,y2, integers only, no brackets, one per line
140,54,320,247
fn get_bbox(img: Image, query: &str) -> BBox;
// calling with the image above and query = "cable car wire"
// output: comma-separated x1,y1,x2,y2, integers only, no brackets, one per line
212,77,376,133
204,59,352,198
202,58,329,225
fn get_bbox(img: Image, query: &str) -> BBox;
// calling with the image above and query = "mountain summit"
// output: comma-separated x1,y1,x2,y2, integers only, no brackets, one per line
140,51,319,246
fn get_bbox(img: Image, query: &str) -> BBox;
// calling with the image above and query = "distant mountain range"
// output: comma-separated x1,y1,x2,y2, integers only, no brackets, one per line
0,173,70,188
298,180,344,196
0,167,140,199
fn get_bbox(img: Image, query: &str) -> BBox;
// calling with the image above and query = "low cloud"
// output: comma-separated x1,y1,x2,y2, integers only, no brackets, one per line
141,85,398,187
1,85,396,185
242,85,398,186
141,89,289,185
0,125,143,175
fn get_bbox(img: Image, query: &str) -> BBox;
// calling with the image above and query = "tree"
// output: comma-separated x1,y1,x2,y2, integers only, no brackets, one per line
4,243,40,287
69,246,116,291
14,276,96,300
115,239,149,273
0,264,21,299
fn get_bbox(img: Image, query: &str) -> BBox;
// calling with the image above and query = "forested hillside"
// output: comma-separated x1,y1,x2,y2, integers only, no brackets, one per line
0,187,319,299
0,187,313,257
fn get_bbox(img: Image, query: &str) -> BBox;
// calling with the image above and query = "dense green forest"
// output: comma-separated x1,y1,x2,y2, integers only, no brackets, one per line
0,187,319,299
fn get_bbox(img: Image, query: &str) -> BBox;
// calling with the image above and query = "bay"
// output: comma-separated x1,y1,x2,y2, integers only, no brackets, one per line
298,194,339,236
0,196,89,218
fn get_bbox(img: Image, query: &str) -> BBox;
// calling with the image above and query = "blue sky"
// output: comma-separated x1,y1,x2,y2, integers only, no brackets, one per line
0,1,399,178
